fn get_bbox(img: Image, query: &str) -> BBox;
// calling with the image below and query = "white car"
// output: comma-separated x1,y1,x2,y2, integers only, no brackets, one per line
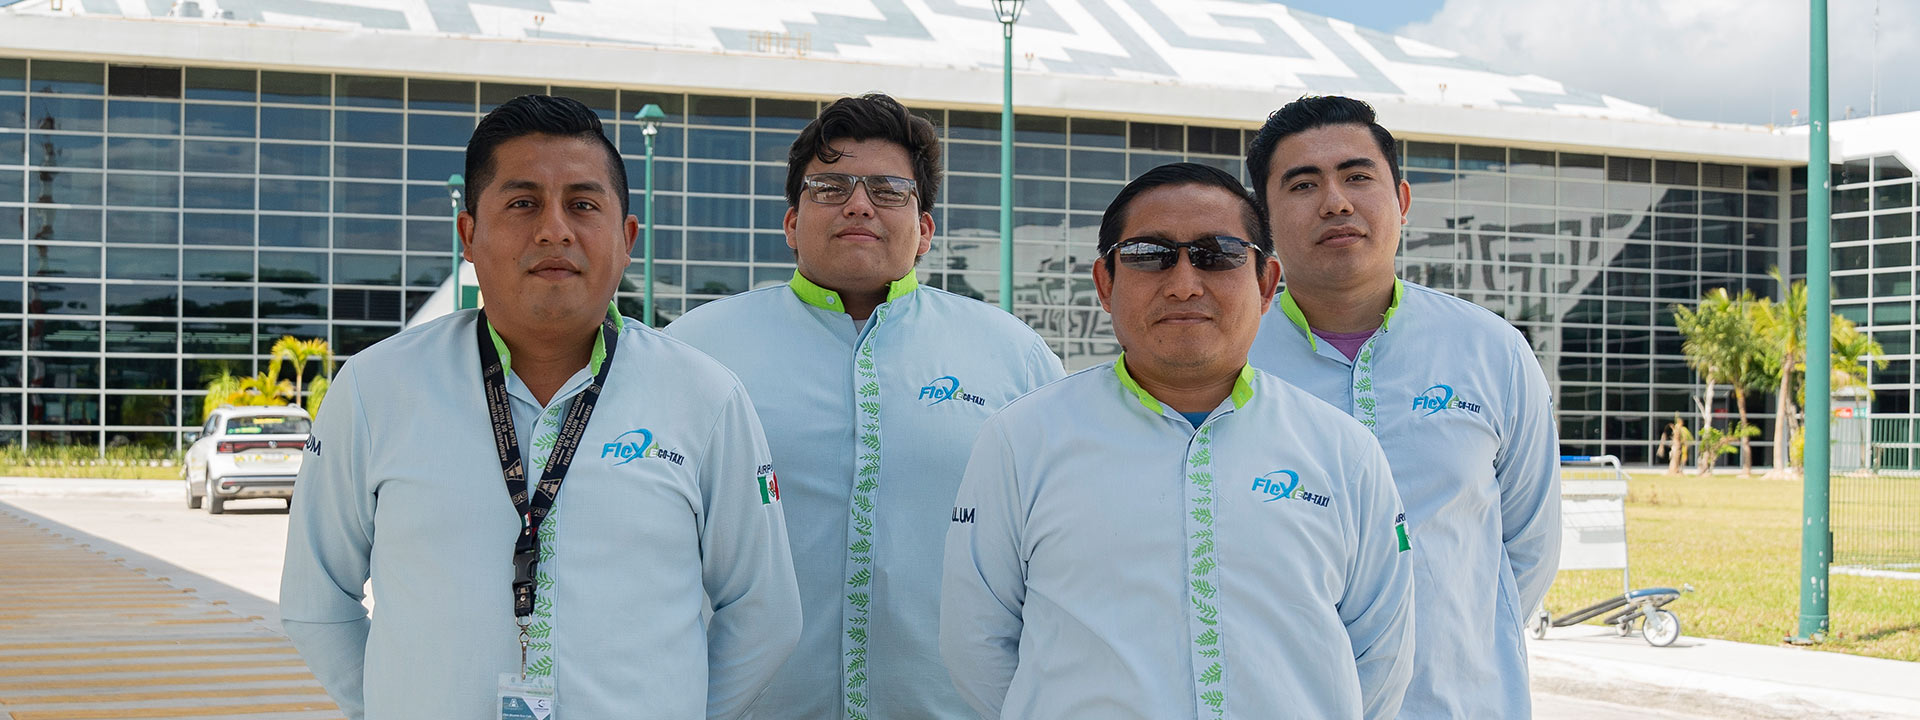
184,405,312,514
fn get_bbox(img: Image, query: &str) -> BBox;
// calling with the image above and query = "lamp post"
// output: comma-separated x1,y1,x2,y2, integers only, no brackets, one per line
635,104,666,327
993,0,1024,313
446,173,465,310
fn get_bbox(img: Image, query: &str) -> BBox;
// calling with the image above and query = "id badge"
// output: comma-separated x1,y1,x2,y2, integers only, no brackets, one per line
499,673,555,720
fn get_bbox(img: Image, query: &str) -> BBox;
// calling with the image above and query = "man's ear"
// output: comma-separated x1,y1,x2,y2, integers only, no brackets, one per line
1255,256,1282,314
458,211,477,263
1092,259,1114,313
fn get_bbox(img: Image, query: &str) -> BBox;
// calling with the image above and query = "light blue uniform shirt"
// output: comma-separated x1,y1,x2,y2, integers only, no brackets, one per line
667,272,1064,720
281,307,802,720
942,358,1415,720
1248,279,1561,719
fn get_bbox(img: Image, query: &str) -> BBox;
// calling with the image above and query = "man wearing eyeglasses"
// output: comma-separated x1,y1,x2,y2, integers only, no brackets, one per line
1245,96,1560,719
941,162,1415,720
667,93,1064,719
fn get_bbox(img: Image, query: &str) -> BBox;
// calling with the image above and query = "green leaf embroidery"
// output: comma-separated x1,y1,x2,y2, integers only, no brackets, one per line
860,434,881,451
1189,449,1212,465
1192,539,1215,557
524,655,554,677
850,539,871,554
849,568,871,587
1199,663,1222,684
1197,628,1218,646
856,478,878,493
1191,579,1216,598
858,381,880,397
534,595,553,614
848,592,870,609
1193,557,1215,576
854,514,874,536
847,626,868,644
1190,508,1214,525
1201,689,1225,708
854,495,874,513
848,670,867,689
526,620,552,639
526,640,551,653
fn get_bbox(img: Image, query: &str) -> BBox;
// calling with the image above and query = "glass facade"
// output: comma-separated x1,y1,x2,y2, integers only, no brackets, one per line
0,58,1795,460
1830,154,1920,468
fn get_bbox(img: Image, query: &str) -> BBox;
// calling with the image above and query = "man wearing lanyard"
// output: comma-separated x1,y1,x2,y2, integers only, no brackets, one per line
941,163,1415,719
1244,95,1560,718
666,93,1063,719
281,95,802,720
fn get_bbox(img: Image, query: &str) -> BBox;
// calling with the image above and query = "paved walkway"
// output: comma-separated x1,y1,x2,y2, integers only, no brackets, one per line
0,504,341,720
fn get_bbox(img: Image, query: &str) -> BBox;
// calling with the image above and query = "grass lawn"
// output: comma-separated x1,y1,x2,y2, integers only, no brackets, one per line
1542,471,1920,662
0,463,179,480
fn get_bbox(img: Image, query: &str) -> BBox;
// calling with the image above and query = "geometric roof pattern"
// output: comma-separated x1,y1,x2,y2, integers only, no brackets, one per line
7,0,1676,122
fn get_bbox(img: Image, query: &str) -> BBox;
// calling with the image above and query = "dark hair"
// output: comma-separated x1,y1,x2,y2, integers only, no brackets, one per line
465,94,628,216
1097,162,1271,278
785,93,942,214
1245,95,1400,210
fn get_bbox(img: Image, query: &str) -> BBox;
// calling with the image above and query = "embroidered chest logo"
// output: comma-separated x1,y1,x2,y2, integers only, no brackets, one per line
600,428,686,466
1412,384,1483,416
919,375,986,406
1251,470,1331,507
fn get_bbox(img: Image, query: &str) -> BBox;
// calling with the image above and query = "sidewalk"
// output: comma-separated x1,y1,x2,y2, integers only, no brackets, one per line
1530,623,1920,719
0,501,342,719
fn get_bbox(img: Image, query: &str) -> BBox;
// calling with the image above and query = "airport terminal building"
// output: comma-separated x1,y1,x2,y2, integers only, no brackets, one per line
5,0,1904,467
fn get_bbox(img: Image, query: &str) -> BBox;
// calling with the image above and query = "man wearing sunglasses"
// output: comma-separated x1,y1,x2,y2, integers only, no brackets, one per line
1245,96,1560,719
942,163,1414,720
667,93,1063,719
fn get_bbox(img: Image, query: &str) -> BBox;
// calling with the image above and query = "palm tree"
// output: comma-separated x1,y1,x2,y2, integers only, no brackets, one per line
1673,288,1744,448
1727,296,1776,477
271,336,333,401
1758,269,1806,478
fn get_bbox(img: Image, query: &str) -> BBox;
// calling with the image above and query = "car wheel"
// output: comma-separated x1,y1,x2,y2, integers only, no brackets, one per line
207,490,225,515
184,472,202,510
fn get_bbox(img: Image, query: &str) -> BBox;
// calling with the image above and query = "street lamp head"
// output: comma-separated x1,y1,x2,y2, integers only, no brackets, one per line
635,103,666,137
992,0,1025,25
446,173,465,204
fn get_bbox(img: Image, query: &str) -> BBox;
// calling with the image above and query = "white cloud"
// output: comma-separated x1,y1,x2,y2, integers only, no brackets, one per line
1397,0,1920,125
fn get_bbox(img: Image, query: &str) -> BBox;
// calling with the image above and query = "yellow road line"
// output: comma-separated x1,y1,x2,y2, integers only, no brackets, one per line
2,685,327,705
0,659,306,678
0,672,315,692
8,700,342,719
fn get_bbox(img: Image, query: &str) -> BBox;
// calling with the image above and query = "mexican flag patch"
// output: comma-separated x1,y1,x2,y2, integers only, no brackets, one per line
757,472,780,505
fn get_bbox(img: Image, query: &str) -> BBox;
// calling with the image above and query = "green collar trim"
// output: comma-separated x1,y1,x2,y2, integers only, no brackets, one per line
1114,353,1257,416
1279,277,1405,350
787,269,919,313
484,301,624,378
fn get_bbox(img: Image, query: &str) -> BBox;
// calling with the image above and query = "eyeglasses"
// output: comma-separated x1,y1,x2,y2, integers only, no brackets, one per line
1102,235,1266,272
801,173,918,208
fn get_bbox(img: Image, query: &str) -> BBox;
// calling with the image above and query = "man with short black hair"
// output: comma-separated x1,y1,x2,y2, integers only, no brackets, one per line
942,162,1414,720
1245,95,1560,718
667,93,1063,720
282,94,801,720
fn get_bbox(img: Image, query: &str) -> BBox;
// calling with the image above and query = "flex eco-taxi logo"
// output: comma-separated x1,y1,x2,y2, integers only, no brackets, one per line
1412,384,1483,416
601,429,685,466
919,376,986,407
1251,470,1331,507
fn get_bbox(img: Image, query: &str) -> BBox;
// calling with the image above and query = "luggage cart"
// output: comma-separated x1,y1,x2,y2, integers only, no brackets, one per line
1528,455,1691,647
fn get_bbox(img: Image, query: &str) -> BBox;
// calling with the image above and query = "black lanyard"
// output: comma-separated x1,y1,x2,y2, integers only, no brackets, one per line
475,309,620,623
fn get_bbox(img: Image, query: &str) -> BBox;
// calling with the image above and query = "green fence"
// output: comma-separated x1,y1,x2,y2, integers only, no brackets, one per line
1831,417,1920,571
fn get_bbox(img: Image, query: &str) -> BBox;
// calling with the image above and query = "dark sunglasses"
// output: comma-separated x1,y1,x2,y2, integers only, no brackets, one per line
1102,235,1266,272
802,173,918,208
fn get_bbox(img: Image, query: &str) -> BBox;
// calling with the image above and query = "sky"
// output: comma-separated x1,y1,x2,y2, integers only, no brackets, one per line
1286,0,1918,126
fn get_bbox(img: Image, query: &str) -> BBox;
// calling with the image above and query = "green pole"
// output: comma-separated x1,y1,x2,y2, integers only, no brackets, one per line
998,19,1015,313
1796,0,1833,644
636,104,664,328
447,173,465,311
644,133,657,328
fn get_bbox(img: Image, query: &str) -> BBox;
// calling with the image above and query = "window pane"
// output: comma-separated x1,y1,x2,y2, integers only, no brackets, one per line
108,100,181,135
260,143,330,176
407,113,474,147
260,251,328,283
407,79,474,113
260,180,329,213
107,137,179,171
104,283,177,316
182,249,251,281
182,322,251,353
30,244,99,277
337,75,403,109
106,246,177,280
336,146,401,179
186,67,255,102
182,177,253,209
183,140,255,174
30,281,99,314
334,182,399,215
260,286,326,318
31,96,103,132
30,208,103,242
105,173,179,207
184,104,255,138
32,60,104,95
334,253,400,285
31,319,99,351
407,149,463,183
334,218,400,250
260,107,329,141
261,71,330,105
35,133,108,168
33,171,104,205
106,211,178,246
181,285,252,317
334,111,402,144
